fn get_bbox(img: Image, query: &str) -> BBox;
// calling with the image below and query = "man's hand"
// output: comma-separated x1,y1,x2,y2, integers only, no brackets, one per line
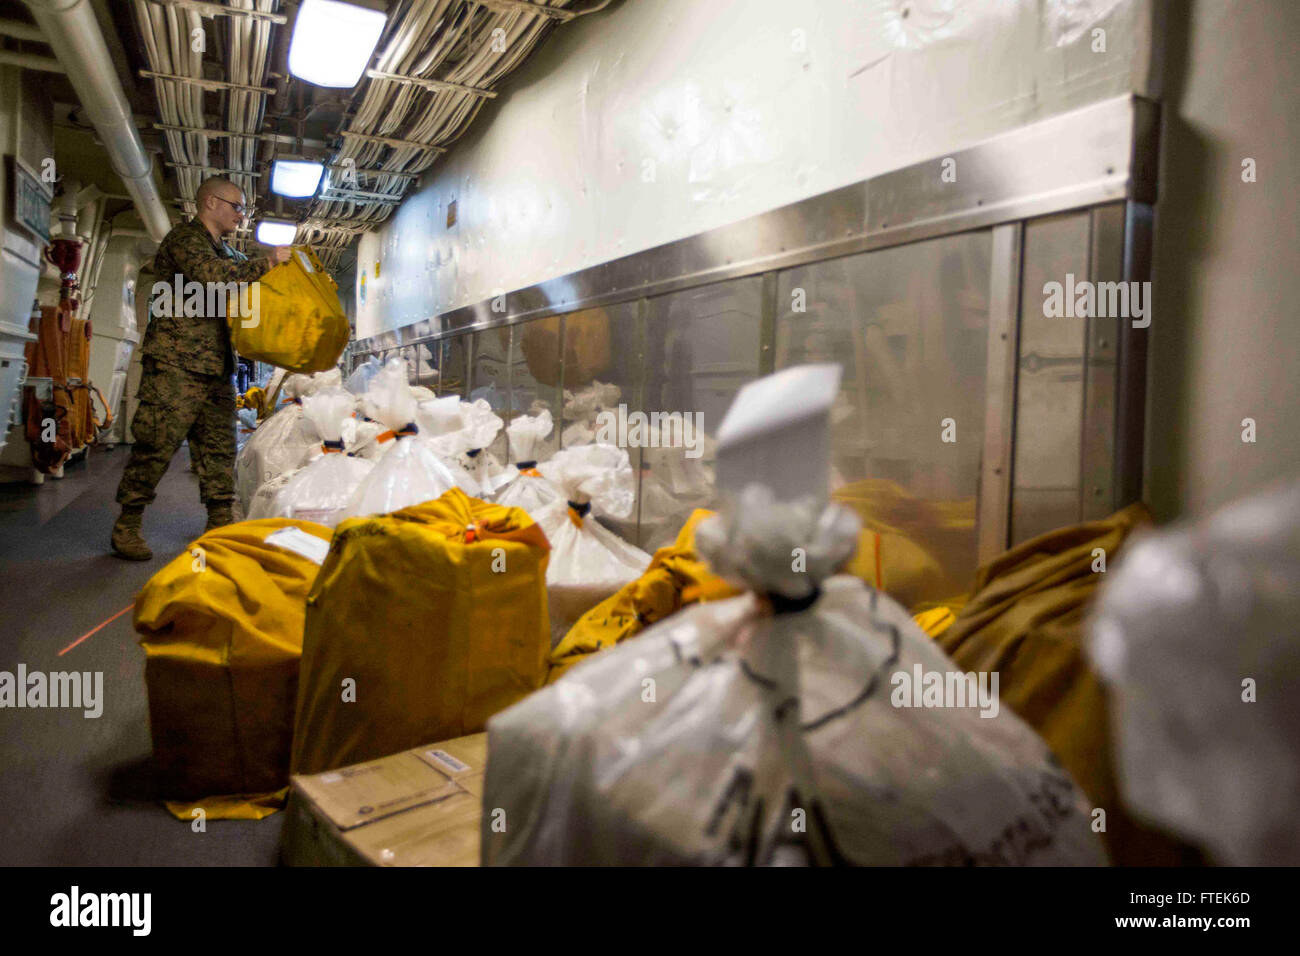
267,245,293,266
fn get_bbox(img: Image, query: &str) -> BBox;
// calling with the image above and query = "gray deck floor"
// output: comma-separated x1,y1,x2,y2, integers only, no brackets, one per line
0,443,283,866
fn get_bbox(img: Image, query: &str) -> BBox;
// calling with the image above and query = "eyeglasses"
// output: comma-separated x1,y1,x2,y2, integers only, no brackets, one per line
215,196,246,215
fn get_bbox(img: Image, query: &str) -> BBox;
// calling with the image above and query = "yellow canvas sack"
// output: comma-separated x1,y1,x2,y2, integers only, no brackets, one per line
548,508,963,683
230,245,349,373
935,503,1195,864
834,478,975,611
291,488,551,776
135,519,333,817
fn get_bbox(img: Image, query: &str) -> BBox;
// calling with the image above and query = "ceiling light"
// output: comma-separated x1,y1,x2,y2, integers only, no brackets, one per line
257,220,299,246
271,160,325,198
289,0,387,89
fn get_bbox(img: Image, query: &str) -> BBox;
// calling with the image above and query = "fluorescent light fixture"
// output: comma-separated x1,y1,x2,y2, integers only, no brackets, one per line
289,0,387,89
257,220,298,246
271,159,325,198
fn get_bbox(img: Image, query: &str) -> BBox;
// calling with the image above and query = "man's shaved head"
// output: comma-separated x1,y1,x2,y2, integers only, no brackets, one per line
197,177,241,206
195,177,247,238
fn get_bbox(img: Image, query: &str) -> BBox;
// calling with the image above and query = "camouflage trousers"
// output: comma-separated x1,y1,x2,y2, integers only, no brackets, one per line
116,358,237,510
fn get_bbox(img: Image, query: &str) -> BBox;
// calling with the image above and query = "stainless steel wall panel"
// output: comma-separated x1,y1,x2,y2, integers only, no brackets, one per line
978,223,1024,564
469,329,511,412
1011,211,1092,544
1080,203,1127,520
554,301,646,544
354,95,1160,356
636,278,764,550
435,335,470,398
507,314,564,463
775,231,993,601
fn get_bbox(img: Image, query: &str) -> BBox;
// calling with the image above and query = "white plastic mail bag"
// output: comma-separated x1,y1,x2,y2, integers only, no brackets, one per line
269,388,374,527
449,400,509,496
483,491,1104,866
234,369,341,510
1089,479,1300,865
494,409,559,510
342,359,477,518
534,444,651,646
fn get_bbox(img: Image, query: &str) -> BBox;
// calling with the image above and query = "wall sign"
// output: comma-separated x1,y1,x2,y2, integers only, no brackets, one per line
7,156,52,243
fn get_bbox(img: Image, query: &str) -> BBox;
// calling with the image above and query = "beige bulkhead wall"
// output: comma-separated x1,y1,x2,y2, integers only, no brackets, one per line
1144,0,1300,522
355,0,1160,340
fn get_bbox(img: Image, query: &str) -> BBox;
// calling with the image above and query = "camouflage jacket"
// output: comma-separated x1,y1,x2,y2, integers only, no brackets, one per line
141,217,273,377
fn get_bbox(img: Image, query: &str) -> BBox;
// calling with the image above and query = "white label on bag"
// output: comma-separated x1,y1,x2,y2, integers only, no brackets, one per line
264,527,329,565
424,750,469,774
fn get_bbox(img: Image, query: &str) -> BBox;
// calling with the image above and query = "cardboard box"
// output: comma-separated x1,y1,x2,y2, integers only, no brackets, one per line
282,732,486,866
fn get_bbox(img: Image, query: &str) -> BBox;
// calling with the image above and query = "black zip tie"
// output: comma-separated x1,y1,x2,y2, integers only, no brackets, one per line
567,500,591,518
515,459,537,469
397,422,418,436
769,586,821,615
322,439,344,450
466,447,482,458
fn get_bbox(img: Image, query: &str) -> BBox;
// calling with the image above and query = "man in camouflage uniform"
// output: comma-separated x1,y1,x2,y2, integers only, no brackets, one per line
111,177,291,560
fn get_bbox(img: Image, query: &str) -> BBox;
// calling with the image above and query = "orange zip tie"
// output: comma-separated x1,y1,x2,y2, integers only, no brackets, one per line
519,467,541,478
377,424,417,443
567,506,584,528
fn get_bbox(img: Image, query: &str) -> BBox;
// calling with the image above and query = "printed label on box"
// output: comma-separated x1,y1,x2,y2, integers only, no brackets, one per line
424,749,469,774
